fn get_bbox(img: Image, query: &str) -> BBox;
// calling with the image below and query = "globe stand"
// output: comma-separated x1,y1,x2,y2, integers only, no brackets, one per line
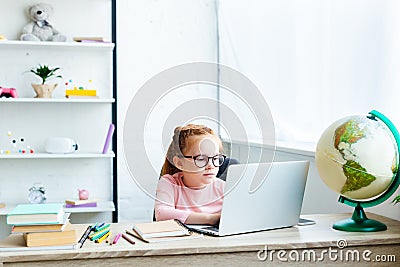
333,204,387,232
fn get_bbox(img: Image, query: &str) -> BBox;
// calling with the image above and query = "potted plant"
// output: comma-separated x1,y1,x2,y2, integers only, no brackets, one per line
30,64,62,98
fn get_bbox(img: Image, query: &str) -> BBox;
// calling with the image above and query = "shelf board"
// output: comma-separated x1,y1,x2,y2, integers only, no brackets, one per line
0,152,115,159
0,40,115,50
64,201,115,213
0,98,115,103
0,201,115,216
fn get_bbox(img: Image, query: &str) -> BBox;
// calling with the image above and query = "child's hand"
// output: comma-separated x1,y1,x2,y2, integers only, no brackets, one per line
208,213,221,226
185,212,221,225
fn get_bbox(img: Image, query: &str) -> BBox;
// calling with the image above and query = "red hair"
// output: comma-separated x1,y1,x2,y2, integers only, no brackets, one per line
161,124,222,176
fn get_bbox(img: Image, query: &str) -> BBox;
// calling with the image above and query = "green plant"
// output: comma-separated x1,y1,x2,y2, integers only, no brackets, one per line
30,64,62,85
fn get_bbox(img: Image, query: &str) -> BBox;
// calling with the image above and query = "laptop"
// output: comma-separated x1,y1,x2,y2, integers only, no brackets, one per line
186,161,310,236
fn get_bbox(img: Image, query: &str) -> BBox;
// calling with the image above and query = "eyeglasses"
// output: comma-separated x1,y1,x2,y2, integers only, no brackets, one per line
181,154,226,168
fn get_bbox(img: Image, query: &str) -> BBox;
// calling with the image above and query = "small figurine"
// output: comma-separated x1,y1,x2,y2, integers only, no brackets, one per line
78,189,89,200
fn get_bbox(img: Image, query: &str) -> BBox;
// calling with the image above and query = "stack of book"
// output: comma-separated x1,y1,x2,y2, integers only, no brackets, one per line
65,199,98,208
6,203,76,247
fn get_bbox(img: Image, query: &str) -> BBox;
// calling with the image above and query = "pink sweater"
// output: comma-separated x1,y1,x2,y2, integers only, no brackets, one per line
154,172,225,223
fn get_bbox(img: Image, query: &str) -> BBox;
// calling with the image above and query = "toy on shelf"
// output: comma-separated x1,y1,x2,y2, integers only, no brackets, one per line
0,131,34,155
78,189,89,200
44,137,78,154
0,35,6,41
11,137,35,154
65,190,97,208
20,3,66,42
65,79,97,98
0,87,18,98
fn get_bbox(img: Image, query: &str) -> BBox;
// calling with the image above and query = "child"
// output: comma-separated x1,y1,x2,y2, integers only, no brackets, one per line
154,124,226,225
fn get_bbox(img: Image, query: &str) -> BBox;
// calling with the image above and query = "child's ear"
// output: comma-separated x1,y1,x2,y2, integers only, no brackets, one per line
173,156,183,169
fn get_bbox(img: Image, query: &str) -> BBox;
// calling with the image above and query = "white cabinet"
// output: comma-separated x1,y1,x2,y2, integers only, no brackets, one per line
0,0,116,239
0,40,115,234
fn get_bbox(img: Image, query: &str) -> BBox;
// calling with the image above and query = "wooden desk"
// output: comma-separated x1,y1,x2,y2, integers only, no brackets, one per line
0,213,399,266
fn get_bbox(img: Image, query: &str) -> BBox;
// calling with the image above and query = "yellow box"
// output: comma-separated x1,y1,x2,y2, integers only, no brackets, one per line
66,89,97,96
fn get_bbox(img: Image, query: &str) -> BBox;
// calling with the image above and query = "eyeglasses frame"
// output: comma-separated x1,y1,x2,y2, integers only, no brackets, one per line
180,154,226,168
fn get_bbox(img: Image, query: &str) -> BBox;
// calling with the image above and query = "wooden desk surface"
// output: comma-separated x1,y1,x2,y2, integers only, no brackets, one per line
0,213,399,266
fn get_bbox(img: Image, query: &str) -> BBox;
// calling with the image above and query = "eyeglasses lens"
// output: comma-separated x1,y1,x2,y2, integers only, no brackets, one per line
194,155,225,168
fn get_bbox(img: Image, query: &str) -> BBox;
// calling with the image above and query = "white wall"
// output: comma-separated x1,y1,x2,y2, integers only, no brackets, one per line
117,0,400,222
218,0,400,220
116,0,218,222
219,0,400,142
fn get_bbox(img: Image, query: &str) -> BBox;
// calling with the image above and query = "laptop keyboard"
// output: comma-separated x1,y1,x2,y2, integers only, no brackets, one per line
203,225,219,232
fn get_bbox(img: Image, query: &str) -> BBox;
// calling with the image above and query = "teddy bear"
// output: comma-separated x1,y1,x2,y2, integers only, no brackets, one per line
20,3,66,42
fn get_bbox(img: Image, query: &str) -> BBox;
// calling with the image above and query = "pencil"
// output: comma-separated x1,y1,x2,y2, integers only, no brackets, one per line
77,226,92,248
95,223,105,231
96,223,111,232
106,231,112,243
112,233,122,245
122,233,136,245
89,227,110,240
95,231,110,243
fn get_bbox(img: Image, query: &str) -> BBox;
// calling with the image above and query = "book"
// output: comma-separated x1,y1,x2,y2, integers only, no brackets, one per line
23,223,77,247
11,215,70,234
73,36,109,42
0,234,76,251
7,203,64,225
132,219,190,239
65,202,97,208
127,229,203,243
65,199,98,205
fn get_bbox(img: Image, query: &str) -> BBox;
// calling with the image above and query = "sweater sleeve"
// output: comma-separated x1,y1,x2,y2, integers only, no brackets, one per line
154,176,191,223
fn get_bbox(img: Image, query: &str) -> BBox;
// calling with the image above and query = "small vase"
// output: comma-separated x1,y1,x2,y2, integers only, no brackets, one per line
32,83,58,98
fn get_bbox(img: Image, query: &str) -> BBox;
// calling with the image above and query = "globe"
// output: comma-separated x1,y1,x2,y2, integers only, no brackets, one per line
315,110,400,232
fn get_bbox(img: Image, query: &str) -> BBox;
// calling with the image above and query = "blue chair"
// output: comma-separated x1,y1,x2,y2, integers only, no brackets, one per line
216,157,240,181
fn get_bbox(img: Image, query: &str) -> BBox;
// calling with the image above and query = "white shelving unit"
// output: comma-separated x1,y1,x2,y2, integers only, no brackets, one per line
0,38,115,237
0,0,116,239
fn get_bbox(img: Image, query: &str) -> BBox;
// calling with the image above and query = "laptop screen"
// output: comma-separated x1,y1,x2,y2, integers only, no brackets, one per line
217,161,310,236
